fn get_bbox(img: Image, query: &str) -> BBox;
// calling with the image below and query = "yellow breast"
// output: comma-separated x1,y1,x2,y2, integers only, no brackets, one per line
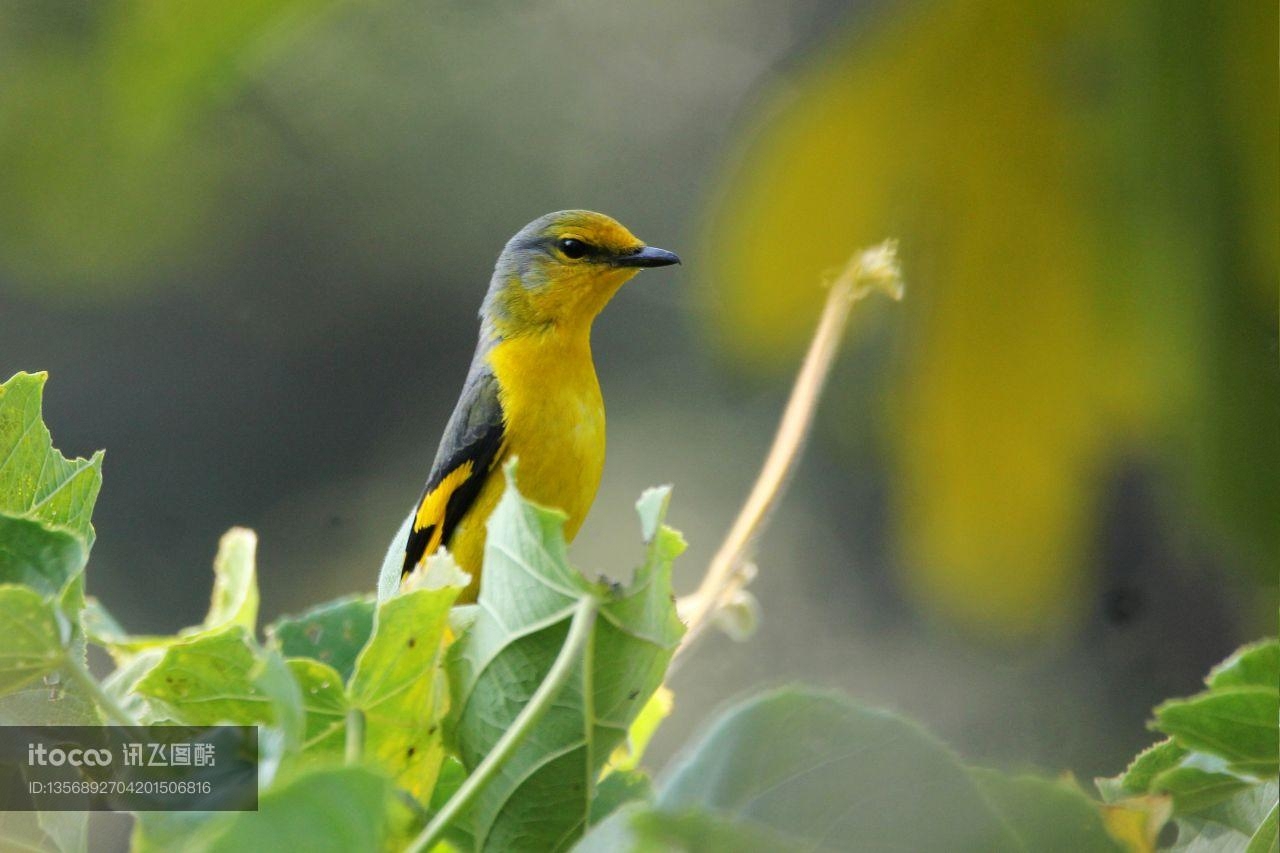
491,330,605,528
446,329,605,594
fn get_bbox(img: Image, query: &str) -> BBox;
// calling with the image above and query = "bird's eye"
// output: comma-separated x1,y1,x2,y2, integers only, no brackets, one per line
557,237,588,259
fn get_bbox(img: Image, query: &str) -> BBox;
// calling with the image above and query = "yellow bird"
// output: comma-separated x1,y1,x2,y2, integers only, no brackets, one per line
395,210,680,601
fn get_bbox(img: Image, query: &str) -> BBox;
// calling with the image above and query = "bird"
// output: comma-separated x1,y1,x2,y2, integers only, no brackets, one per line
394,210,680,602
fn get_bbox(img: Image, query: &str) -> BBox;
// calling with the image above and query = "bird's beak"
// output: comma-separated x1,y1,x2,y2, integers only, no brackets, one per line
615,245,681,268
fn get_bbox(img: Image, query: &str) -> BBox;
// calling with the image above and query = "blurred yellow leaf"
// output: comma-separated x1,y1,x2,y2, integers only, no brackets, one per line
699,0,1278,637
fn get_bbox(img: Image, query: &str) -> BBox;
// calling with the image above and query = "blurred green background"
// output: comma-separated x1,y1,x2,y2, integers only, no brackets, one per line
2,0,1275,801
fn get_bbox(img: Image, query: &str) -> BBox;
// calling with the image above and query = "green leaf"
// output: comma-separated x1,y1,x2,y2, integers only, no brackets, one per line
1245,801,1278,853
1208,639,1280,691
1155,688,1279,777
429,756,467,812
426,757,474,853
102,647,167,722
0,578,90,852
268,595,375,683
650,688,1019,852
0,514,87,598
447,468,685,852
0,577,99,742
0,811,68,853
1149,756,1251,815
133,625,274,725
579,804,815,853
1201,782,1278,837
81,596,129,646
1101,738,1188,800
593,686,1013,845
970,769,1124,853
1167,781,1279,852
249,646,307,791
590,770,653,827
188,765,393,853
0,373,103,545
33,809,86,853
289,658,348,755
1111,639,1280,851
39,572,102,727
349,585,460,800
0,677,98,726
253,647,305,749
204,527,259,633
0,585,66,698
0,554,110,728
57,572,86,639
132,813,220,853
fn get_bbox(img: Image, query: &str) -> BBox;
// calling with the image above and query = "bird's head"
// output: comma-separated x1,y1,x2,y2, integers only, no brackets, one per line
484,210,680,337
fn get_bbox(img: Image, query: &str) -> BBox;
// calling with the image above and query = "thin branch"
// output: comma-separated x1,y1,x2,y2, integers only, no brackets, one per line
405,593,600,853
673,241,903,665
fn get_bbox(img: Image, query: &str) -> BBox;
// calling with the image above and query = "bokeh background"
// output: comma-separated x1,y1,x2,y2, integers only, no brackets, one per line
2,0,1275,806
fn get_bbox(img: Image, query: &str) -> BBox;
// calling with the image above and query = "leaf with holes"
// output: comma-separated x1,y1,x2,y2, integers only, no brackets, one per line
133,626,274,726
348,583,462,800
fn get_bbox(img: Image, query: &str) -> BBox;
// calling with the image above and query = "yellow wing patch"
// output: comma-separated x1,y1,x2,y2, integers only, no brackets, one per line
412,460,475,556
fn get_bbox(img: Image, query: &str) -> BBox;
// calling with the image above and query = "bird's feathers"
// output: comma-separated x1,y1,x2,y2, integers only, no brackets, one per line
400,346,506,578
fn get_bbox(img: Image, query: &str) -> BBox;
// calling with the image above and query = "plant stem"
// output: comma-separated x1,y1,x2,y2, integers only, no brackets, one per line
405,594,599,853
345,707,365,765
64,653,137,727
674,241,902,666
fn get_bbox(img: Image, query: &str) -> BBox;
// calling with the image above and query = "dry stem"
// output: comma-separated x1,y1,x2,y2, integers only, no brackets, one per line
673,240,903,665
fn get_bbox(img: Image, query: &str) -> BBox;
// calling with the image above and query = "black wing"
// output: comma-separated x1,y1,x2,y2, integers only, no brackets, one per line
400,346,506,577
